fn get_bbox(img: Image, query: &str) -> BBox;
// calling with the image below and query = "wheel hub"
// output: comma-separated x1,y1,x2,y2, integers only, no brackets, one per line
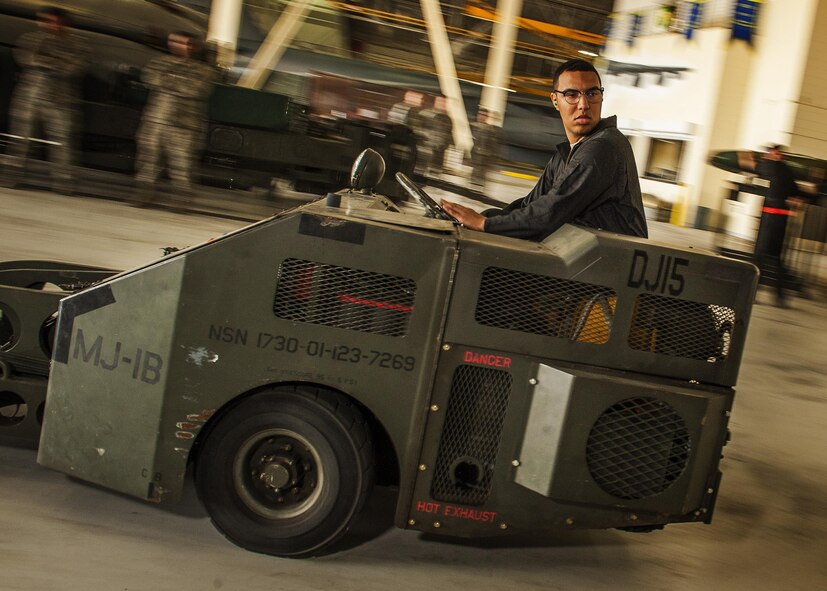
235,431,322,518
260,461,292,491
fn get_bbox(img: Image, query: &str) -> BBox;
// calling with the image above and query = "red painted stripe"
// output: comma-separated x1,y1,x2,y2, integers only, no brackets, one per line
338,293,413,313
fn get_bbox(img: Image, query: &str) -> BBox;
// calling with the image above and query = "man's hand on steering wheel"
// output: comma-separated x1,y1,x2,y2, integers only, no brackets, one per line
441,199,485,231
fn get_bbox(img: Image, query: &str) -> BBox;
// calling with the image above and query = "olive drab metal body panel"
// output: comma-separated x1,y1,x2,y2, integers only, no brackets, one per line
1,175,758,555
406,224,752,535
37,203,458,502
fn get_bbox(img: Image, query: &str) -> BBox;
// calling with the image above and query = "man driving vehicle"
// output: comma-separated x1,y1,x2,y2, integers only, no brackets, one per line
441,59,648,241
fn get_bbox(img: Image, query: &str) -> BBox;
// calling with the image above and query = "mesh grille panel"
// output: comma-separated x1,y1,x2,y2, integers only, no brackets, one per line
430,365,512,505
475,267,616,344
273,258,415,337
586,397,690,500
628,294,735,361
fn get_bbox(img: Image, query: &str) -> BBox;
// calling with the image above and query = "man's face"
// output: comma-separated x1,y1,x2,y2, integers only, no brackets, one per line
764,148,782,161
552,70,603,143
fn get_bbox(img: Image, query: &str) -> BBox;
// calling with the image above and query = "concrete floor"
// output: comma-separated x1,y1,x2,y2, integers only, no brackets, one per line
1,182,826,591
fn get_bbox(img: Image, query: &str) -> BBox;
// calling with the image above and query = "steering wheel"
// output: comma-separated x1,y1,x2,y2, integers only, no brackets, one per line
395,172,459,223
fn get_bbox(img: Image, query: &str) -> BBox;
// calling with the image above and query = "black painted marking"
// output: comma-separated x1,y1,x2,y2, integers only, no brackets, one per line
299,214,366,245
53,286,116,364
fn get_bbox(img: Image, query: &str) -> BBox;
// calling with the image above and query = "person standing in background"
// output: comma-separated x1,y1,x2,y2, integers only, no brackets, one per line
134,31,216,206
750,144,801,307
418,95,453,176
2,6,88,194
468,107,502,190
387,90,425,128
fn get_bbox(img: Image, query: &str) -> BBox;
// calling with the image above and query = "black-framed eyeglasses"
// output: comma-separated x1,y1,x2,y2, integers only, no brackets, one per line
552,87,605,105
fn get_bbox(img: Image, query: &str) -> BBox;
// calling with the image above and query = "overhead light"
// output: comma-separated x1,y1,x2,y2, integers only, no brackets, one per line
457,78,516,93
579,50,598,57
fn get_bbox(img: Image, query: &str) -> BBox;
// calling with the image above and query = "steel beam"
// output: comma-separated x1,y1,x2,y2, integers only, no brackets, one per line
238,0,315,90
420,0,473,154
207,0,244,68
480,0,523,127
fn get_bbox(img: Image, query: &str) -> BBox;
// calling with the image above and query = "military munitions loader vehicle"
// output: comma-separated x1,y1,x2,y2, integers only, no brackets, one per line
0,150,758,557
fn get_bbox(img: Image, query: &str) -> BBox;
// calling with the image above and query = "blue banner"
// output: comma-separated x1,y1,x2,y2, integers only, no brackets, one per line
599,13,614,53
685,1,704,40
732,0,762,44
627,12,643,47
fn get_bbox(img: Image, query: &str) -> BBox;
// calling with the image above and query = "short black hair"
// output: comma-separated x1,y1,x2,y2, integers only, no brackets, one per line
552,58,601,89
37,6,69,23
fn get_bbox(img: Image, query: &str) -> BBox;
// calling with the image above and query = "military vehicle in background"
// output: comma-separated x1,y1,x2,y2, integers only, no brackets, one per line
0,0,417,197
1,148,758,557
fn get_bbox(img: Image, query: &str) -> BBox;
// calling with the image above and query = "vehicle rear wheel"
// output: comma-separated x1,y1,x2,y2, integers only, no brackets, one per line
195,386,374,557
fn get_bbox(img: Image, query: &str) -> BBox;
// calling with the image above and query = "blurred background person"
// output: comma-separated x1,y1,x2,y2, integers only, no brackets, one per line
1,6,87,194
749,144,803,307
469,107,502,189
134,31,216,206
387,89,426,178
417,95,452,176
387,89,424,127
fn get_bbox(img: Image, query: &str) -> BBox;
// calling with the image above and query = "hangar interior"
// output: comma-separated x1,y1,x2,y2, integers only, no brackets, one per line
0,1,826,589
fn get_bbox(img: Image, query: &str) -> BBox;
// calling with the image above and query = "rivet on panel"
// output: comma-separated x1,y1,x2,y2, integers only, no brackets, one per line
430,404,439,412
499,522,508,530
408,519,416,526
433,522,441,528
529,378,538,385
442,344,451,351
511,459,520,467
418,464,427,471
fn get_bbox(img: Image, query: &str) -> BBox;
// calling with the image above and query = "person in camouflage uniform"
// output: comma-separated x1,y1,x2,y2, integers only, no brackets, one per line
2,6,87,193
134,31,216,204
469,107,503,189
417,95,453,175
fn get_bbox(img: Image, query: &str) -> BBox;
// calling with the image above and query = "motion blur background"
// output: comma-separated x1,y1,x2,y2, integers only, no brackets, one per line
1,3,826,589
2,0,826,294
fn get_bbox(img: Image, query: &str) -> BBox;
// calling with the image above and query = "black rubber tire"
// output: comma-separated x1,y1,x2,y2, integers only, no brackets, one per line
195,386,374,557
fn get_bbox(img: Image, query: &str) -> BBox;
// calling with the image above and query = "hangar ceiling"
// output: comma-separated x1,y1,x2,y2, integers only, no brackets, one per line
335,0,613,94
186,0,613,96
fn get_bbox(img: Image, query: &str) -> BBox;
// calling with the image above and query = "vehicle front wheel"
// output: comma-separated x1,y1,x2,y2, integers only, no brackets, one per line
195,386,374,557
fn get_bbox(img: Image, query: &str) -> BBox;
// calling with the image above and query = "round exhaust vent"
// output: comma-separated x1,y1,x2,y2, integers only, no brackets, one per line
586,397,690,500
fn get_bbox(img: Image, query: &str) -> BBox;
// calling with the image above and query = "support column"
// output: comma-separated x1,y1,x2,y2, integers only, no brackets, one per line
479,0,523,127
420,0,473,154
238,0,315,90
207,0,244,69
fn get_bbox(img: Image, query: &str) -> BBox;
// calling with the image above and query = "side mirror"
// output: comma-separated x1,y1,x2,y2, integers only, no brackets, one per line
350,148,386,193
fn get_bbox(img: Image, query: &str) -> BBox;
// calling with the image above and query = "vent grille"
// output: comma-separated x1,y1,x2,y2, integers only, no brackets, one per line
273,258,415,337
430,365,512,505
476,267,616,344
586,397,690,500
628,294,735,361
